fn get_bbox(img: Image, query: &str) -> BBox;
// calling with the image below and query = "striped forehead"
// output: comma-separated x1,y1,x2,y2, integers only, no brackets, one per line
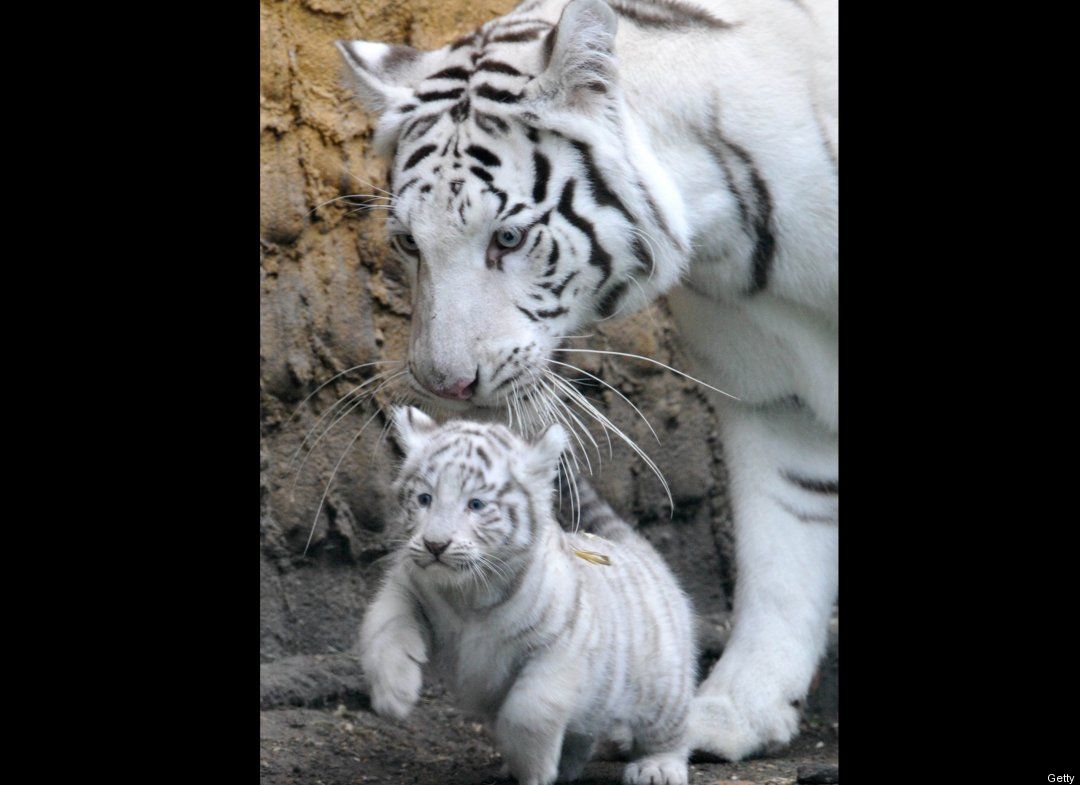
392,116,533,230
415,424,520,482
389,17,553,215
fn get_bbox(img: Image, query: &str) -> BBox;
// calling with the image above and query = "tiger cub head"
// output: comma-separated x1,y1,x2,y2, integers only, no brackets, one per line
338,0,685,414
391,406,567,588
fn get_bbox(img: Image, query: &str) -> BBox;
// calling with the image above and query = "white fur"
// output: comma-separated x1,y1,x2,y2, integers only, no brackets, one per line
360,412,696,785
341,0,839,761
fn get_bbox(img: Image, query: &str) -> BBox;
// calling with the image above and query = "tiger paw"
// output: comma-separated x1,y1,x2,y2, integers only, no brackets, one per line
623,753,688,785
689,689,800,762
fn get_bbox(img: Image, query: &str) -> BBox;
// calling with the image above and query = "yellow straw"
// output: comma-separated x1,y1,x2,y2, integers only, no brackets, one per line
573,549,612,566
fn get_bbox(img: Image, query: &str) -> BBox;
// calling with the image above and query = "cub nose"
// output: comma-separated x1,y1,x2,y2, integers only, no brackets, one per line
423,539,450,557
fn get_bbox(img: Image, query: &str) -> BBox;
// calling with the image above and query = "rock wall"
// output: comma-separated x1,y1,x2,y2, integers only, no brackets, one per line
259,0,737,670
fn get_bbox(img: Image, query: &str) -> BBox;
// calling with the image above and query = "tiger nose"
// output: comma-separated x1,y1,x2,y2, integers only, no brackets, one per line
428,372,478,401
423,539,450,557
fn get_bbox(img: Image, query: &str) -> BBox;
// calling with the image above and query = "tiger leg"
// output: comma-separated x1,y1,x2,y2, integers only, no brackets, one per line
691,399,838,761
495,654,579,785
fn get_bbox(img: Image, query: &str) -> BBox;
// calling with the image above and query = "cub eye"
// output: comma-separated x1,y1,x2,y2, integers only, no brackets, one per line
396,234,419,255
467,498,486,511
417,493,432,507
493,227,525,250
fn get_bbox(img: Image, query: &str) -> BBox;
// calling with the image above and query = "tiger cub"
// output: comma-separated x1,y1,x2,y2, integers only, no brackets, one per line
359,406,696,785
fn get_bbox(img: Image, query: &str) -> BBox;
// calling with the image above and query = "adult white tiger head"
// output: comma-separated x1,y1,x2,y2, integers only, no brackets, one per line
338,0,687,412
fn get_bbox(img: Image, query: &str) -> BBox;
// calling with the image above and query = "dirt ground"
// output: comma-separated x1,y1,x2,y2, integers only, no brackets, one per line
260,682,838,785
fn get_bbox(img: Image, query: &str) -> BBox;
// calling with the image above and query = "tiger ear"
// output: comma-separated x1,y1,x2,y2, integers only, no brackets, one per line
391,406,439,455
335,41,426,114
528,0,618,110
525,424,568,482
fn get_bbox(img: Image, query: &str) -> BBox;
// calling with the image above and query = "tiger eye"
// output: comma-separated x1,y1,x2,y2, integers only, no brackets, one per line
493,227,525,250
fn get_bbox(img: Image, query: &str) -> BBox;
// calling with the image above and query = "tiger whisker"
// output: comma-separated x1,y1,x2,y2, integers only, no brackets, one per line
555,451,564,511
304,412,381,556
531,381,598,478
284,360,401,427
289,367,402,469
511,378,534,438
340,170,396,198
307,193,395,218
508,378,523,434
528,384,579,527
553,376,604,387
553,348,739,400
516,380,533,436
289,371,405,494
545,369,674,517
377,392,411,447
475,552,512,583
542,371,609,460
467,560,489,595
344,206,396,217
536,376,600,472
472,552,504,591
537,380,582,476
511,378,528,435
303,373,408,555
546,358,661,446
342,198,395,210
561,452,581,532
520,384,549,430
628,226,663,281
532,382,584,529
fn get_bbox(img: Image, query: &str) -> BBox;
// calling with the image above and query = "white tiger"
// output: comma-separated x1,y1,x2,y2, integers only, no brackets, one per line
339,0,838,762
361,408,697,785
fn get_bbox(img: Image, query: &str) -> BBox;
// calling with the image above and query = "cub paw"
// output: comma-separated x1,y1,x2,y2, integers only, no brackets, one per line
689,689,800,762
623,753,688,785
364,647,422,721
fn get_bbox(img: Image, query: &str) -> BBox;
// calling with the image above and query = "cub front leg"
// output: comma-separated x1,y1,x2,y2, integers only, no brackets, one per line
692,401,838,761
625,680,691,785
358,564,429,721
494,658,578,785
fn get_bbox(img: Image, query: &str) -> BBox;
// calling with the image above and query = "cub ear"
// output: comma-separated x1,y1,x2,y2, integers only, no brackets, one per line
391,406,439,455
526,423,568,481
335,40,426,114
527,0,618,111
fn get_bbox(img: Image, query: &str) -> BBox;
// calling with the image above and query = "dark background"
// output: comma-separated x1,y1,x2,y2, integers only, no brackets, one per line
42,2,1075,783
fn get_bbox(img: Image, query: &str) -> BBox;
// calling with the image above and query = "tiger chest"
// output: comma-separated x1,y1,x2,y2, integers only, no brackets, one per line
429,616,526,717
